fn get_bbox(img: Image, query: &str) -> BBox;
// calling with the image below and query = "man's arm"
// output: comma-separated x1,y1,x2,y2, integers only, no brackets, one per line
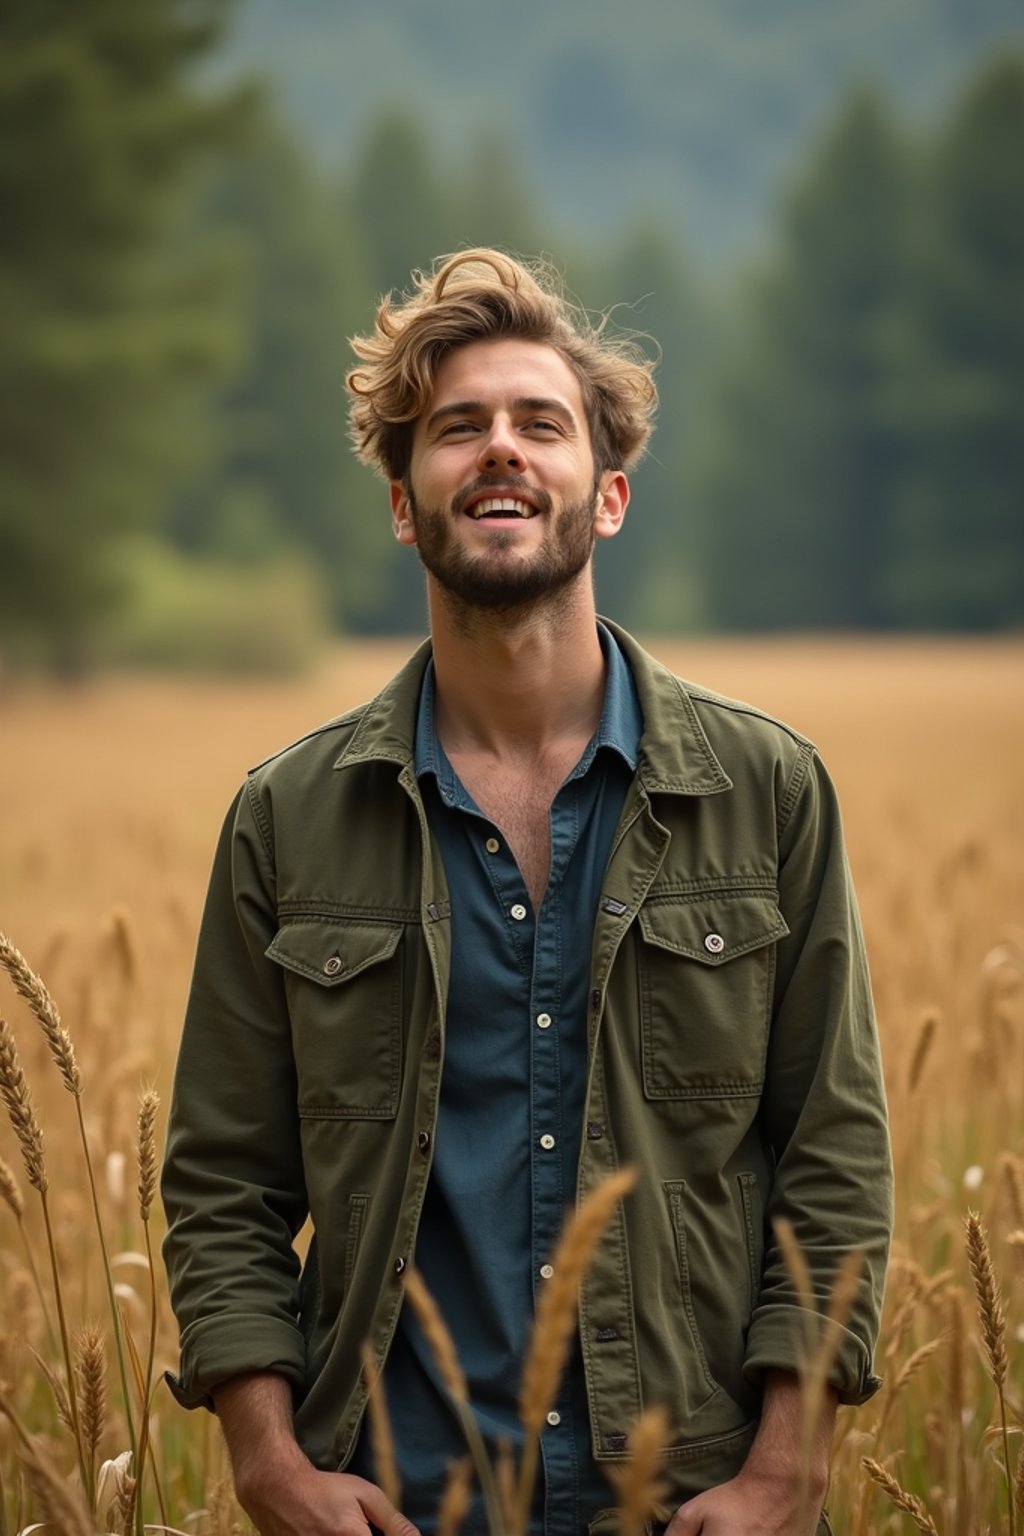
668,1370,837,1536
215,1373,420,1536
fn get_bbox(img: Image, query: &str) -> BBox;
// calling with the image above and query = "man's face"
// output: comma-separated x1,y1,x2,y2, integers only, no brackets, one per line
390,338,628,613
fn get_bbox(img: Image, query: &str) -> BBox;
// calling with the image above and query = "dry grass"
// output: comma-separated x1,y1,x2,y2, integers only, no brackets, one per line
0,635,1022,1533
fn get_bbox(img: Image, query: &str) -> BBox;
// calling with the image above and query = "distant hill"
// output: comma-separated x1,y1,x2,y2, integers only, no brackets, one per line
214,0,1022,260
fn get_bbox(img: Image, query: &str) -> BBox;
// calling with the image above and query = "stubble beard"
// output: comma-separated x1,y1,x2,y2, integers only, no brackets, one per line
407,481,599,623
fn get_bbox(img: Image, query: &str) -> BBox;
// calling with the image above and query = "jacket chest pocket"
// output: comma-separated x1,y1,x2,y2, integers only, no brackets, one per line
637,893,787,1100
266,919,404,1119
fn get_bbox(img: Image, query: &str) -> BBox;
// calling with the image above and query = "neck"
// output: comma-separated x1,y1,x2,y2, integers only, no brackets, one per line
426,576,606,756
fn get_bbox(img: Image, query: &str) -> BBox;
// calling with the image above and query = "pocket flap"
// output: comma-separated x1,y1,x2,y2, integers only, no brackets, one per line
638,895,788,965
266,920,403,986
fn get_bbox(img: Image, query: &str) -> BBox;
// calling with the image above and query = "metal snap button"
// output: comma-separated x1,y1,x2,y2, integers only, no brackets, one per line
323,955,342,976
485,837,500,854
417,1130,431,1153
510,903,527,921
546,1410,561,1427
704,933,725,955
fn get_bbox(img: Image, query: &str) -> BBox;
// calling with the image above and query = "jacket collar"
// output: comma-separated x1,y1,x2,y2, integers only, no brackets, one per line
334,619,731,797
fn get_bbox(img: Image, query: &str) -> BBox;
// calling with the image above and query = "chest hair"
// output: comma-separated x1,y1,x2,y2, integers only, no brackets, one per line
448,741,587,912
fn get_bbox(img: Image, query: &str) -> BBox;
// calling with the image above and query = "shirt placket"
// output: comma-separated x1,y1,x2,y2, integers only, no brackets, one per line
533,780,585,1536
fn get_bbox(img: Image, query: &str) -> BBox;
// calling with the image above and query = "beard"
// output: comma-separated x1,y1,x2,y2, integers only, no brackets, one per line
407,476,599,616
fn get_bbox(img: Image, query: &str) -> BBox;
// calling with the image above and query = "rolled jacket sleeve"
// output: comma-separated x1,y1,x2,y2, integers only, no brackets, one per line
161,783,309,1409
743,746,893,1405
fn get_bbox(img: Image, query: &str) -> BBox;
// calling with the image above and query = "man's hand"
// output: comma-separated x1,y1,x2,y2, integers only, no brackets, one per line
214,1372,421,1536
666,1370,834,1536
666,1467,822,1535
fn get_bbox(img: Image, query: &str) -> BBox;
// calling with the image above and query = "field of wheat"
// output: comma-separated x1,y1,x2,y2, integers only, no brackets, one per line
0,636,1022,1535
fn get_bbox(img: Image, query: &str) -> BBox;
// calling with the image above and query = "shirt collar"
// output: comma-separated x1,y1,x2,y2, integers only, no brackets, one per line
414,622,643,799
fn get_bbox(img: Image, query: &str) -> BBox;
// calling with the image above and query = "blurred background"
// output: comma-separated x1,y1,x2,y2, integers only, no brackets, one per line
1,0,1022,676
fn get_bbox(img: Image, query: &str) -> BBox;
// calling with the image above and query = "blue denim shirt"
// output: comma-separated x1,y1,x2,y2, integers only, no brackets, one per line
351,624,643,1536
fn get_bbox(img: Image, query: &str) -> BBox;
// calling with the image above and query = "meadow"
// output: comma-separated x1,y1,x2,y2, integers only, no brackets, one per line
0,636,1022,1534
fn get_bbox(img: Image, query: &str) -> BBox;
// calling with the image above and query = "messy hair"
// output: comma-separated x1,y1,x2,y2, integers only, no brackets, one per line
346,249,658,482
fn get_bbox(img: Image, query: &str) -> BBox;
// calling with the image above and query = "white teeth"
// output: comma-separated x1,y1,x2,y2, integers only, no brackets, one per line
469,497,534,518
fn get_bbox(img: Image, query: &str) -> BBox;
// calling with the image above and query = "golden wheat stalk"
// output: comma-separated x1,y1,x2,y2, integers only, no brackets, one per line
437,1455,473,1536
515,1167,638,1535
134,1086,163,1529
0,1011,90,1496
965,1209,1016,1536
0,931,80,1095
361,1342,401,1509
2,937,141,1527
608,1406,669,1536
861,1457,939,1534
401,1266,503,1535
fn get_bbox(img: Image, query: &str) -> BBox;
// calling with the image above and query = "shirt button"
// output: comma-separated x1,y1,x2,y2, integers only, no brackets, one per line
510,903,527,921
546,1411,561,1427
323,956,342,976
539,1263,554,1279
485,837,500,854
704,932,725,955
539,1133,555,1150
536,1012,552,1029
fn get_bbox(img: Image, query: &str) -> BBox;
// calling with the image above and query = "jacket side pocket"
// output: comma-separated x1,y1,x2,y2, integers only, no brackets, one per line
344,1192,369,1297
737,1172,762,1315
663,1180,719,1407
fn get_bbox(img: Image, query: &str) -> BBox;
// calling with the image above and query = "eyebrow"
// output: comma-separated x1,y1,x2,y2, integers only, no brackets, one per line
425,396,579,432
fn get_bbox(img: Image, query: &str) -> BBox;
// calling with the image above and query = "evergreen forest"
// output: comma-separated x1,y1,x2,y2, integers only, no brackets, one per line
2,0,1022,671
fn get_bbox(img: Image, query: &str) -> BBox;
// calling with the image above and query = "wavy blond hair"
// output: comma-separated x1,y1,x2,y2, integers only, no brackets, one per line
347,249,658,481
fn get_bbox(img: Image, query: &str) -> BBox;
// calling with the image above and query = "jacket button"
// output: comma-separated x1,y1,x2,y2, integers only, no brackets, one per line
586,1122,605,1140
704,932,725,955
590,988,601,1009
323,956,342,976
417,1130,431,1153
394,1256,407,1276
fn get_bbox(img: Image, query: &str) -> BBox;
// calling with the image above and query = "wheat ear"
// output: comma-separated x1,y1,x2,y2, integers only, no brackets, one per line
361,1343,401,1509
965,1209,1016,1536
19,1432,95,1536
401,1267,503,1535
515,1167,638,1535
437,1455,473,1536
609,1406,669,1536
76,1323,107,1497
0,931,80,1094
906,1010,937,1094
861,1457,939,1534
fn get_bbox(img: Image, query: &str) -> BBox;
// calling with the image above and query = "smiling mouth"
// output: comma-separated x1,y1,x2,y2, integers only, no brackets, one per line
466,497,537,520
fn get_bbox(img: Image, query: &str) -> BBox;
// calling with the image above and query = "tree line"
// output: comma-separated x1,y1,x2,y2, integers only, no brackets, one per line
1,1,1021,672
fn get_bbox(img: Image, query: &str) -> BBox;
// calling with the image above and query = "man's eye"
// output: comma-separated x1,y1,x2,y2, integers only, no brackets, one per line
528,420,559,433
440,422,477,436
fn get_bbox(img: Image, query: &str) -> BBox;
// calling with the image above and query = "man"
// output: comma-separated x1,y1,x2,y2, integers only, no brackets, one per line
162,249,893,1536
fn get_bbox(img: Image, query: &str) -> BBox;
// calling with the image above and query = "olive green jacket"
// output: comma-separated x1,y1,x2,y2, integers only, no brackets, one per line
162,622,892,1504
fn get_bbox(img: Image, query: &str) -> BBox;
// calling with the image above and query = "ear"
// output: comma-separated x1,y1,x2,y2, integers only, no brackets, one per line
594,471,629,541
389,481,418,546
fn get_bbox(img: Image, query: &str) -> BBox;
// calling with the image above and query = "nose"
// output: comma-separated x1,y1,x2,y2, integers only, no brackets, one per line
477,415,526,474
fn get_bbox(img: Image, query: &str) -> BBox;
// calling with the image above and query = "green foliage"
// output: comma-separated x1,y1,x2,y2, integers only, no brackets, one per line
0,0,249,672
882,57,1024,627
95,537,328,674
